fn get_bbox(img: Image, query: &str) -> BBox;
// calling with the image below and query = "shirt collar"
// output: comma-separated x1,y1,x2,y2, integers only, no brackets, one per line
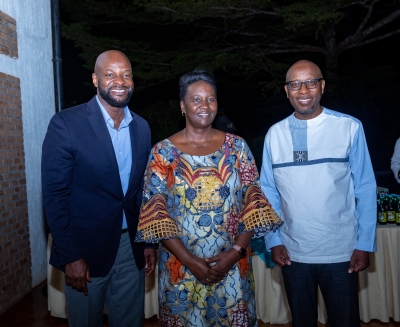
291,107,325,126
96,95,133,129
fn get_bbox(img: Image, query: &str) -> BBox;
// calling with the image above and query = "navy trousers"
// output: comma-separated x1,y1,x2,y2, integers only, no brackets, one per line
282,261,360,327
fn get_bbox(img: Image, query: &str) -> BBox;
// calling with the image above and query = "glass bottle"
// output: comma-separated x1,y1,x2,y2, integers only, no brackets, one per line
377,195,387,225
387,195,396,224
396,196,400,226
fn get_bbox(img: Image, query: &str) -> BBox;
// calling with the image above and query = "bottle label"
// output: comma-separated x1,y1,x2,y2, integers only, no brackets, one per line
378,212,387,223
396,212,400,224
387,211,396,222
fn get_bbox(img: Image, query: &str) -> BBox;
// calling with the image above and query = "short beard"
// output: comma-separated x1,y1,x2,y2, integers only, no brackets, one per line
98,85,134,108
295,107,316,115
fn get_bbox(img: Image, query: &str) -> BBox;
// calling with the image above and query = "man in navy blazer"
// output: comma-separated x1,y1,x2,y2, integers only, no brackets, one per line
42,50,156,327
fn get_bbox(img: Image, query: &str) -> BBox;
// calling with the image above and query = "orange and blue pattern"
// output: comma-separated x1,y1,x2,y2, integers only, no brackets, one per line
136,134,282,327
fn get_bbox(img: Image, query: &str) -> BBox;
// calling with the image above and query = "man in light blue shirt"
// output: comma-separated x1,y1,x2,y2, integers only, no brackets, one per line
260,60,376,327
42,50,156,327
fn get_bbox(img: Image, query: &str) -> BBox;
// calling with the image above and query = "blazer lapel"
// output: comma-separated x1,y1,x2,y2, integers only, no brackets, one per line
87,97,124,196
127,114,138,190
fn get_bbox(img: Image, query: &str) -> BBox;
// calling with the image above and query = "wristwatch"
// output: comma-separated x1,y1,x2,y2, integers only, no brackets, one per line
232,245,247,259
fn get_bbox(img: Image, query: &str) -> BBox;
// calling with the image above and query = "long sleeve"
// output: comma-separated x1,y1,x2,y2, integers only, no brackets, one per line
137,127,159,249
239,141,282,238
41,113,82,266
135,143,179,243
260,134,284,250
391,138,400,183
349,123,377,252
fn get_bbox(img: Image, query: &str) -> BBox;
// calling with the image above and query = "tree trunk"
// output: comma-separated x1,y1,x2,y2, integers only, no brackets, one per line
325,52,338,81
323,25,338,81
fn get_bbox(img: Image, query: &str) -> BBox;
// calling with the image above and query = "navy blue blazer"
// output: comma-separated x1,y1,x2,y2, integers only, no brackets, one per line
42,96,151,277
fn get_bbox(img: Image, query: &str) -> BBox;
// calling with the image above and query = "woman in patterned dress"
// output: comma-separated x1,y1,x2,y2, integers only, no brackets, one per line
135,70,282,327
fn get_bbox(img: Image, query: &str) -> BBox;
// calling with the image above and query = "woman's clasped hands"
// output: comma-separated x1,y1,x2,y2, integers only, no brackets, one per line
185,249,240,286
184,255,224,285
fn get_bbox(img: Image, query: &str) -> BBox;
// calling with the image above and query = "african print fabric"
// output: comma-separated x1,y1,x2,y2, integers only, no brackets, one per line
136,133,282,327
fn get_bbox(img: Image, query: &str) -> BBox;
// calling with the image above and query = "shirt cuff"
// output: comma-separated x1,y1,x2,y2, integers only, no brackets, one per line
264,230,283,251
355,240,377,252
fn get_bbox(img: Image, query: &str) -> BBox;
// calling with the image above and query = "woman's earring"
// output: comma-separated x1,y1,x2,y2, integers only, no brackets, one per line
182,112,185,116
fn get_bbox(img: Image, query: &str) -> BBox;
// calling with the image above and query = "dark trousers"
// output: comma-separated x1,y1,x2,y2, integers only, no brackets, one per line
282,261,360,327
65,232,144,327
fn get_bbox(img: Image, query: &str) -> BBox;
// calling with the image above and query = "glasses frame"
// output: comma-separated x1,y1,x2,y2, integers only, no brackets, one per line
285,78,323,91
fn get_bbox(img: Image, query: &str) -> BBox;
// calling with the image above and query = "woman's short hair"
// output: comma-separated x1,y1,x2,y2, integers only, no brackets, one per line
179,70,217,101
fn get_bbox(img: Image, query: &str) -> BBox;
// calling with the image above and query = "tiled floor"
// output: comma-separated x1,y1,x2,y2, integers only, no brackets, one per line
0,281,399,327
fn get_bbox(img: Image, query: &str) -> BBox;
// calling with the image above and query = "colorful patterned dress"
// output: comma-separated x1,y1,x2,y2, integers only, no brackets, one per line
135,133,282,327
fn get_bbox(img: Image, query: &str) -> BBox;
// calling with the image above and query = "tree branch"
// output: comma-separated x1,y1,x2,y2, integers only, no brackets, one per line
335,0,381,11
229,29,265,37
360,8,400,35
148,4,279,20
345,28,400,49
355,0,378,35
338,8,400,51
268,42,327,55
210,6,280,16
148,5,189,16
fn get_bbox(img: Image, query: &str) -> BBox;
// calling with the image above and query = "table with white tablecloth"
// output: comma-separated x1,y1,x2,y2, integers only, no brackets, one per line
47,225,400,323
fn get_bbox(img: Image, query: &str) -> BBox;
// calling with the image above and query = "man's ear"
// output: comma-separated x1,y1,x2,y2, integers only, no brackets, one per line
284,85,289,98
92,73,98,88
321,79,326,94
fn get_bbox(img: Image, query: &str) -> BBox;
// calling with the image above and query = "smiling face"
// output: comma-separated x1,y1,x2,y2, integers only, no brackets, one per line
180,80,218,129
92,50,134,109
284,60,325,120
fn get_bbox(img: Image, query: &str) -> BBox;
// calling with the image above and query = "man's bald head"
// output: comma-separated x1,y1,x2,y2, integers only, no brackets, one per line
284,60,325,120
92,50,134,109
94,50,131,75
286,60,322,82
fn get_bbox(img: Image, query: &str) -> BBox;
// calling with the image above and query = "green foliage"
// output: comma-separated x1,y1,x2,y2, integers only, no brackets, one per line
60,0,400,92
280,1,345,35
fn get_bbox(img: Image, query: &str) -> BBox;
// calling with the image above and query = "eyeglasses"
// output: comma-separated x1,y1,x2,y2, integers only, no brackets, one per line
286,78,323,91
